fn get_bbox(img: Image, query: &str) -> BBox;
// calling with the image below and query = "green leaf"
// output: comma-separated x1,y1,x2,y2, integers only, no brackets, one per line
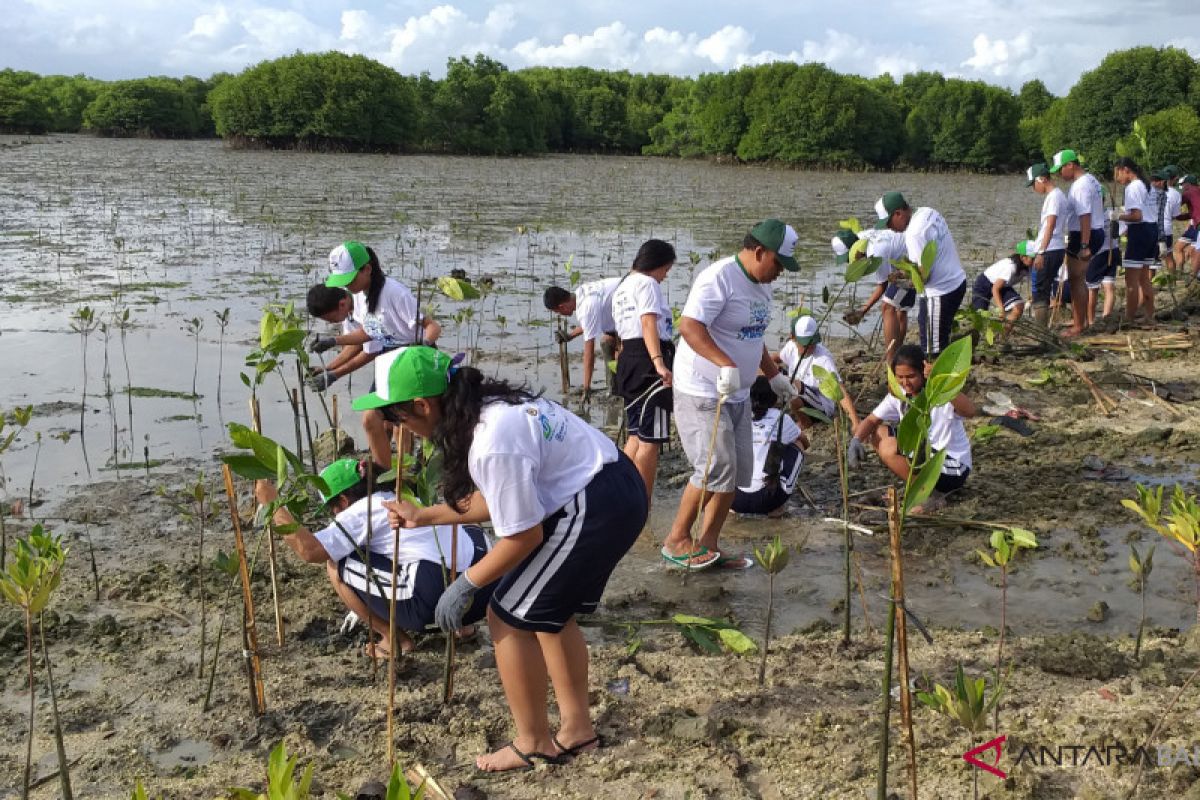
681,625,722,654
903,450,947,516
895,407,923,456
1009,527,1038,549
717,626,758,654
977,550,997,568
972,424,1001,443
811,364,843,403
799,406,832,424
672,613,722,626
844,255,880,283
920,240,938,272
886,365,906,401
436,276,481,301
265,329,306,356
221,455,276,480
837,217,862,233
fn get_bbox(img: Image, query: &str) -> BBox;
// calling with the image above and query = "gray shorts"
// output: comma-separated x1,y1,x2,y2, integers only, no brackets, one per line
674,391,753,493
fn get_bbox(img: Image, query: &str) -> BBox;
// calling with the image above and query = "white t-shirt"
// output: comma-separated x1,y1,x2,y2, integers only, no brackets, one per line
904,208,966,297
982,257,1025,287
314,491,478,567
1037,188,1071,252
611,272,672,342
1067,172,1105,234
741,409,804,494
1167,187,1183,228
673,256,773,403
348,277,420,354
1124,180,1150,220
871,394,972,473
468,398,617,537
778,341,840,416
574,277,620,341
863,229,907,284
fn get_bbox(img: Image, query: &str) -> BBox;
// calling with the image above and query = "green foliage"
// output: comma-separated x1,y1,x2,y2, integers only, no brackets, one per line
1123,483,1199,554
243,304,307,392
977,527,1038,569
672,614,757,655
435,276,482,301
917,664,1005,735
904,79,1022,168
1116,106,1200,173
82,77,214,137
1017,79,1055,118
227,742,313,800
971,424,1002,443
811,364,843,404
954,308,1005,348
0,526,67,614
1129,542,1155,581
754,535,789,575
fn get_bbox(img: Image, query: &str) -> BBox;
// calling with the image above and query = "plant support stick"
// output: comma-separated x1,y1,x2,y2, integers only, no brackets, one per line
250,399,284,648
220,464,265,715
889,488,918,800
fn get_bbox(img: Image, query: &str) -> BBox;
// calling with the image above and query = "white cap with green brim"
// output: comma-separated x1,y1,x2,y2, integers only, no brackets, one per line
326,241,369,288
1015,240,1038,257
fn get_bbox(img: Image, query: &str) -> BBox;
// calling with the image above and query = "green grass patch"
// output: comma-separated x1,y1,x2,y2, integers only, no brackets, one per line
103,459,168,471
124,386,201,400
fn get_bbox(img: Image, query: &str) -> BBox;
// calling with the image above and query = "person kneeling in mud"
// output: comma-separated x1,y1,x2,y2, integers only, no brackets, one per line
775,315,860,442
254,458,493,658
846,344,977,513
732,377,805,518
970,241,1035,336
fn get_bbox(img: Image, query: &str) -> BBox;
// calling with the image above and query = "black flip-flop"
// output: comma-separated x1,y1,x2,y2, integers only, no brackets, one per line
991,415,1033,437
477,742,563,773
553,734,603,759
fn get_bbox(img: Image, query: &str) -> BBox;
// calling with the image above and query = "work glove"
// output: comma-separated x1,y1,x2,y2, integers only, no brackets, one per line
434,572,479,633
308,369,339,392
847,436,867,469
716,366,740,400
308,334,337,354
843,309,865,326
768,372,798,403
554,329,570,344
339,611,360,635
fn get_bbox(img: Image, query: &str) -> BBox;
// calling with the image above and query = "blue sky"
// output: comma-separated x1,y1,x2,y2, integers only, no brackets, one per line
5,1,1200,93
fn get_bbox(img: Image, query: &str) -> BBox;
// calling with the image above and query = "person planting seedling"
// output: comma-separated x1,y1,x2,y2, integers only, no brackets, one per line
360,345,647,772
255,457,494,659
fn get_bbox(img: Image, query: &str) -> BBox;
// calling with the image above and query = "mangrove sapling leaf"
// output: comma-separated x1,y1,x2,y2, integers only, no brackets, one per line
222,455,277,481
435,276,481,301
915,664,1005,735
1124,483,1200,624
844,255,882,283
886,366,907,402
811,365,843,404
838,217,863,233
798,407,833,425
903,450,947,516
227,423,304,477
895,407,925,457
972,424,1002,443
1130,543,1154,661
919,241,938,274
754,536,789,685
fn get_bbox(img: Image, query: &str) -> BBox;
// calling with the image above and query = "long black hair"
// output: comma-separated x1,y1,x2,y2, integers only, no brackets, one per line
306,284,350,317
1115,156,1151,194
631,239,676,272
364,246,387,314
749,376,777,421
892,343,926,376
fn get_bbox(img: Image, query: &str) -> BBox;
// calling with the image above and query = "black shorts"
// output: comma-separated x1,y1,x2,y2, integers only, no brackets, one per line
934,466,971,495
490,453,648,633
1085,248,1120,289
1182,225,1198,244
615,338,673,444
338,524,493,631
883,283,917,310
970,274,1022,312
1125,222,1158,267
917,280,966,358
1066,228,1105,259
732,443,802,514
1030,249,1066,305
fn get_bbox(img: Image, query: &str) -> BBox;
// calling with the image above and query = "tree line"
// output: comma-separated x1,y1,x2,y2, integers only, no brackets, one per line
3,46,1200,170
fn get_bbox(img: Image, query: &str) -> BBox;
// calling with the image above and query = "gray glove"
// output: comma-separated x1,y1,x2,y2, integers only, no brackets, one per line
847,437,867,469
309,335,337,354
308,369,339,392
554,329,570,344
434,572,479,633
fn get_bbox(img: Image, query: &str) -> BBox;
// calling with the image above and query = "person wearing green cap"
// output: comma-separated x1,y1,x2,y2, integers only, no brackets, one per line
872,192,967,357
835,227,912,361
1027,163,1070,323
253,458,494,659
305,242,441,467
970,242,1036,335
1150,170,1182,271
663,219,800,572
358,346,647,772
1049,149,1106,336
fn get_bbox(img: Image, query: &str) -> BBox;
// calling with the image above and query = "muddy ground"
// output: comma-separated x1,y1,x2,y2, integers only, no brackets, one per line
4,326,1200,800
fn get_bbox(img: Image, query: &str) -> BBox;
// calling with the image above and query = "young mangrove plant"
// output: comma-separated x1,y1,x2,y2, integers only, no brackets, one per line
1123,483,1200,624
977,526,1038,730
0,405,33,568
1129,542,1155,662
70,305,99,476
113,307,135,450
224,741,426,800
617,614,757,657
213,307,231,406
182,316,204,399
754,535,789,686
0,525,69,800
916,664,1006,800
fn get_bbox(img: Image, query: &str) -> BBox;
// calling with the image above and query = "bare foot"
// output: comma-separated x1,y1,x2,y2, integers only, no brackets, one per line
364,632,415,658
476,741,559,772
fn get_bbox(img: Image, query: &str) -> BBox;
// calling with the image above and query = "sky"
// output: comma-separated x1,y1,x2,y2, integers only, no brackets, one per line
5,0,1200,93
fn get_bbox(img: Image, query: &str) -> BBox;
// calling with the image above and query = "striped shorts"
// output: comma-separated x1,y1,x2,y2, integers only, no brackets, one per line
917,280,967,358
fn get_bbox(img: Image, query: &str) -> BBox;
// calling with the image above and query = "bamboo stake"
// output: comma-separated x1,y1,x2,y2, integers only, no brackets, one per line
332,395,341,458
387,426,402,768
888,488,918,800
295,360,319,475
250,398,284,648
1068,362,1116,415
557,321,571,398
220,464,265,715
1142,387,1186,419
290,389,304,466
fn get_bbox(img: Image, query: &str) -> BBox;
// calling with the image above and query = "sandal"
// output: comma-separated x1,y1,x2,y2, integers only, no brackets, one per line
714,552,755,571
660,545,719,571
477,742,563,773
553,734,602,759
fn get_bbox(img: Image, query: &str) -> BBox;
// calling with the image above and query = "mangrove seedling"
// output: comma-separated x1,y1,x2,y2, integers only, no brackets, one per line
753,535,789,686
1129,542,1155,661
182,316,204,399
1123,483,1200,624
227,741,313,800
70,305,99,476
0,526,69,800
114,307,135,450
203,550,241,711
618,614,757,656
916,664,1006,800
0,405,33,567
977,526,1038,730
213,307,231,405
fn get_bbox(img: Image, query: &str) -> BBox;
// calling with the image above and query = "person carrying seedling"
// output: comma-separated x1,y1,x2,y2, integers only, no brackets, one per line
543,277,621,399
847,343,977,514
1049,148,1107,337
1026,163,1071,328
732,376,805,517
871,192,967,357
661,219,800,572
610,239,677,505
254,458,493,659
305,242,441,467
775,315,860,440
970,241,1035,334
360,346,646,772
836,227,911,360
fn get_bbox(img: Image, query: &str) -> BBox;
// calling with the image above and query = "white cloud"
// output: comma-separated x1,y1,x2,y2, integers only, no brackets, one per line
962,31,1035,76
695,26,754,69
512,22,639,69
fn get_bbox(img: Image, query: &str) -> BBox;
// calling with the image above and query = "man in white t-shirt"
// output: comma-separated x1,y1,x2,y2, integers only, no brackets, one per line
837,227,912,361
544,278,621,398
661,219,801,572
873,192,967,357
1050,149,1106,336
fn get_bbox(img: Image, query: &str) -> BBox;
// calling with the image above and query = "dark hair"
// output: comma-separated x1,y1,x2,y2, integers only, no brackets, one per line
631,239,676,272
892,343,927,375
1009,253,1029,273
749,376,777,420
743,234,764,250
363,246,387,315
543,286,572,310
1114,157,1151,191
306,284,350,317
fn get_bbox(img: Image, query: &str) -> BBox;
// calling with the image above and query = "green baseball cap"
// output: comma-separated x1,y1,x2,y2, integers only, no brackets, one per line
749,219,800,272
352,346,452,411
319,458,361,505
1183,174,1199,187
1026,163,1049,186
793,315,821,345
1162,164,1181,178
1151,169,1169,182
1049,149,1079,174
830,229,859,264
326,241,370,288
873,191,908,229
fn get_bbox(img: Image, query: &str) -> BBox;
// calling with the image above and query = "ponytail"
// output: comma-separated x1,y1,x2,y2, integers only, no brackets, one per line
1115,157,1151,193
364,246,387,314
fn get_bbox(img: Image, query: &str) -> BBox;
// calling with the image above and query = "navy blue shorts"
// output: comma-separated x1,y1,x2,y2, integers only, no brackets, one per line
1182,225,1198,243
732,443,802,515
1066,228,1105,259
1085,247,1120,288
490,453,648,633
883,283,917,310
1030,249,1066,305
934,466,970,495
1125,222,1158,267
917,280,966,357
338,524,493,632
970,274,1022,312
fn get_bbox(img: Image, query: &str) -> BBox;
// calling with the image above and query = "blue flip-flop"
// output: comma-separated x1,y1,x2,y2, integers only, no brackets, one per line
661,545,719,571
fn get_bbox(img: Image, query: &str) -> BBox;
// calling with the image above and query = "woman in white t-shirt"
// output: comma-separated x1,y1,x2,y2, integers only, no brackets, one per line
357,346,647,773
305,242,442,466
1115,157,1157,324
255,458,494,659
611,239,676,503
846,344,977,514
1027,163,1070,324
733,377,805,517
970,241,1035,333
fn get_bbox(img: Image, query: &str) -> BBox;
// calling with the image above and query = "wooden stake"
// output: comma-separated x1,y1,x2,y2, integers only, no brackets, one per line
888,488,918,800
332,394,341,457
250,398,284,648
443,523,458,704
1068,362,1116,415
290,389,304,465
387,426,403,768
557,321,571,398
220,464,265,715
